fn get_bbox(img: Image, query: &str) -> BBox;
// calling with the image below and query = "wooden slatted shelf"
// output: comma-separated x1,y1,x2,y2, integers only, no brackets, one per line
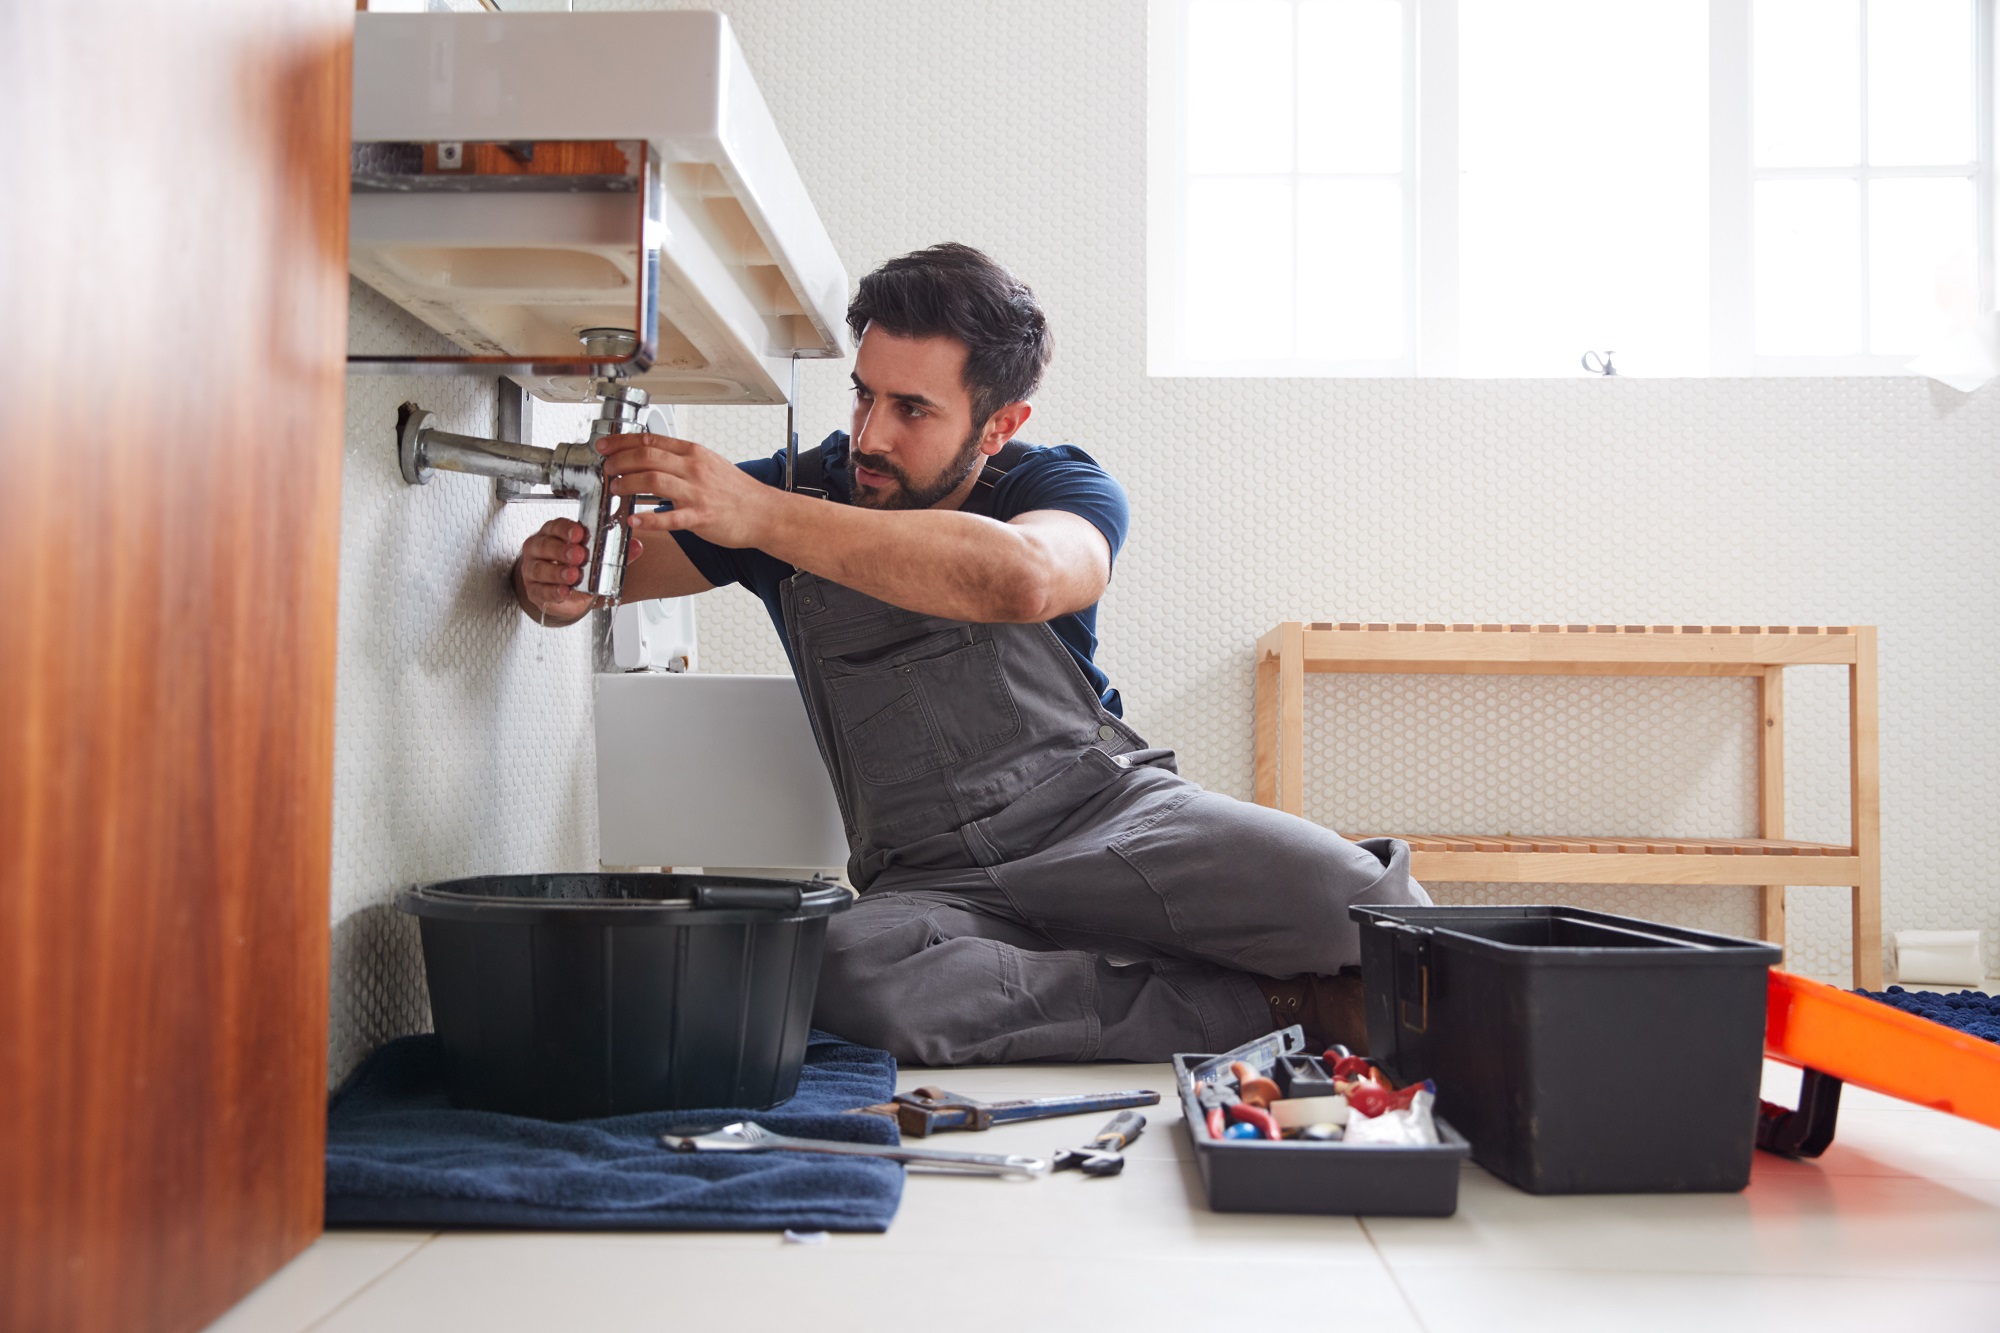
1254,622,1882,988
1355,835,1851,855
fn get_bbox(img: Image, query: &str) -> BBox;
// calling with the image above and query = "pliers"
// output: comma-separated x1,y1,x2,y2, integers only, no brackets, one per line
1195,1068,1282,1141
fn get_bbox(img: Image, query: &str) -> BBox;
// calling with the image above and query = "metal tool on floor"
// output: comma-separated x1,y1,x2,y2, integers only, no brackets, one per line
660,1122,1048,1178
852,1087,1160,1137
1052,1110,1147,1177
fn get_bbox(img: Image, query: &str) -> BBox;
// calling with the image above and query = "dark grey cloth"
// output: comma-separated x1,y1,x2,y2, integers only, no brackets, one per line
784,569,1429,1066
324,1032,903,1232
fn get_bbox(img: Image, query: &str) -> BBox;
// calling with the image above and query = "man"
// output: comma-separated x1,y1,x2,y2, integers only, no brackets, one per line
514,243,1428,1065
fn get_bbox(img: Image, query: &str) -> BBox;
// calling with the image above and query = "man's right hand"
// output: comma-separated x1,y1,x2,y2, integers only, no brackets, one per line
513,518,630,624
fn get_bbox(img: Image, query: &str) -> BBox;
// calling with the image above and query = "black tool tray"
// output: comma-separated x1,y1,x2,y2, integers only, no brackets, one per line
1173,1048,1469,1216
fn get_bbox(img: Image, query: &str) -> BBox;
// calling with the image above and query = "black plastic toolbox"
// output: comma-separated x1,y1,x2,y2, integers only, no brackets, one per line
1174,1051,1470,1216
398,873,852,1120
1351,904,1782,1195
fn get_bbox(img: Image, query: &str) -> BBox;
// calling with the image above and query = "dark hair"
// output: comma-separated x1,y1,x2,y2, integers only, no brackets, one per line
846,243,1053,429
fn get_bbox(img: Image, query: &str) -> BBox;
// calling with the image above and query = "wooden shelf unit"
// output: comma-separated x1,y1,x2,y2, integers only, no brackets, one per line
1253,622,1882,988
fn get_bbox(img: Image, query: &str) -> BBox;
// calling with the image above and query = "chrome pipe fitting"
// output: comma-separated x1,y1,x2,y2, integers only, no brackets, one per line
573,382,652,599
412,426,558,487
395,329,652,604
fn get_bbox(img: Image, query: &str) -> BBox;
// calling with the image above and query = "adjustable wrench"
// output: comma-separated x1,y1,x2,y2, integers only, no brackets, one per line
1052,1109,1148,1177
854,1086,1160,1138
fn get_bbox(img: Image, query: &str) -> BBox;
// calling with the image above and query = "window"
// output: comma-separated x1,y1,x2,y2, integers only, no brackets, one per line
1156,0,1414,372
1148,0,1996,376
1743,0,1987,368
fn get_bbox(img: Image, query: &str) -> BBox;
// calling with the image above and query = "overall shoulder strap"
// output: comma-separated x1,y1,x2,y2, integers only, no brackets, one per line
965,439,1037,517
789,437,838,499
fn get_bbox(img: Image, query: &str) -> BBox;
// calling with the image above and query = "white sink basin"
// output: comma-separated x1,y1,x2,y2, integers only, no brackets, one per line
351,11,848,404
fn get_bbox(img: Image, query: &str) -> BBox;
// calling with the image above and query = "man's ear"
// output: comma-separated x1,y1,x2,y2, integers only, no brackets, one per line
978,401,1033,455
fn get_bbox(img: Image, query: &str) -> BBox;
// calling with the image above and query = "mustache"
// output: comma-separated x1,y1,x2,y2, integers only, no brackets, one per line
850,451,910,487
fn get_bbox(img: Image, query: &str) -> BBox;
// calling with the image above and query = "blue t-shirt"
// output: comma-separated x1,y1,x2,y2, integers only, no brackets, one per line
669,431,1130,715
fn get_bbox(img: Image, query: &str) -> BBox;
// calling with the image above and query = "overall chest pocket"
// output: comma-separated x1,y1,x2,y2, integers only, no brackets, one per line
822,626,1023,785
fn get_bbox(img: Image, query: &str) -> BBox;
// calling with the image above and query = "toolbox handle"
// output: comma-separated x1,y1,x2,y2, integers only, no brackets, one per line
1382,921,1436,1035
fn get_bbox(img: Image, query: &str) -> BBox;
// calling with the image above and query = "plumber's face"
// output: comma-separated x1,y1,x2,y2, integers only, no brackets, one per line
846,326,992,510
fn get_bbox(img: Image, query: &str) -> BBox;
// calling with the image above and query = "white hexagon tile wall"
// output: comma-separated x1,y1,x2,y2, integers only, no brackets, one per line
330,282,605,1084
626,0,1999,985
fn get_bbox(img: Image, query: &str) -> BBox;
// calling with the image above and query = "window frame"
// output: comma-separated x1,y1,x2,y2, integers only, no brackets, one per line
1147,0,1998,378
1715,0,1996,374
1147,0,1422,376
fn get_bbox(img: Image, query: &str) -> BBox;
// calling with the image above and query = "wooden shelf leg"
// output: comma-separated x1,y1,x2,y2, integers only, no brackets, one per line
1758,892,1787,951
1850,628,1883,990
1279,622,1305,817
1758,666,1787,955
1254,647,1278,808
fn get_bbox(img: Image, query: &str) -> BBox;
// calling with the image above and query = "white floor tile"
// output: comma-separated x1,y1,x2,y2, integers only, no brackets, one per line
1393,1266,2000,1333
314,1238,1420,1333
1366,1160,2000,1281
203,1232,434,1333
1795,1108,2000,1181
884,1147,1384,1263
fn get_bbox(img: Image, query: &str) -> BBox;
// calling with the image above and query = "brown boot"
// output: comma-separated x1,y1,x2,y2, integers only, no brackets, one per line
1254,970,1369,1054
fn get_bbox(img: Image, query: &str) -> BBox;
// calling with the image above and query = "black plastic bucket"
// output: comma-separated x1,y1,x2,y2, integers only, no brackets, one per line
397,874,852,1120
1351,904,1781,1194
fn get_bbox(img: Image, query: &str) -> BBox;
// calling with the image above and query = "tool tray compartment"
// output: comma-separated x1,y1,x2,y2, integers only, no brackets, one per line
1173,1052,1469,1216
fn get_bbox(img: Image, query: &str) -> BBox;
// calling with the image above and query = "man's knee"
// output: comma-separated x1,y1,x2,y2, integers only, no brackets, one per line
812,898,937,1054
824,894,932,954
1184,796,1407,899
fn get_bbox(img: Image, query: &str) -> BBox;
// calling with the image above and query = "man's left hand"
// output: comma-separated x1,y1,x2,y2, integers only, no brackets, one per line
599,432,778,550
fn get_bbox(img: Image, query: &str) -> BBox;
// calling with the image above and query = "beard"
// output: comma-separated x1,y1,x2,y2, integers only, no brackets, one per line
850,427,986,510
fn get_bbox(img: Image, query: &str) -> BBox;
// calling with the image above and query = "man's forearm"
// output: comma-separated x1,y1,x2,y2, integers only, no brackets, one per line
749,489,1057,623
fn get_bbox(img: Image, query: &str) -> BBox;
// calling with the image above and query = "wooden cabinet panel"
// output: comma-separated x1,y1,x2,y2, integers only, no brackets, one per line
0,2,352,1329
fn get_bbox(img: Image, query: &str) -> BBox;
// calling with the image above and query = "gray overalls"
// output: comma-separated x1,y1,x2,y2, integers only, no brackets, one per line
783,456,1429,1066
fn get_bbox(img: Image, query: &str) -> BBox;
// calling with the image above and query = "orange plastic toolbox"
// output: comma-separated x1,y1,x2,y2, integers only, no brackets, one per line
1757,969,2000,1155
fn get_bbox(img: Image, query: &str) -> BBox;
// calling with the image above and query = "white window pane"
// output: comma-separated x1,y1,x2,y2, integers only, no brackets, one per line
1458,0,1709,375
1186,0,1294,175
1296,178,1403,359
1183,178,1295,361
1754,0,1860,167
1755,179,1861,354
1297,1,1403,174
1869,177,1978,354
1868,0,1974,166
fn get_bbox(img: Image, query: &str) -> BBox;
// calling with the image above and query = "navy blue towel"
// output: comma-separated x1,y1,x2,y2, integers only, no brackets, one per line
1858,987,2000,1044
326,1032,903,1232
